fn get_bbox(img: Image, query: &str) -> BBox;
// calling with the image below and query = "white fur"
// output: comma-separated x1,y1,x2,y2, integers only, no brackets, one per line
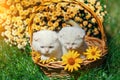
58,20,86,55
32,30,62,60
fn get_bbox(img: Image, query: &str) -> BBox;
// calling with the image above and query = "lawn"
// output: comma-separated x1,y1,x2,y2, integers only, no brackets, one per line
0,0,120,80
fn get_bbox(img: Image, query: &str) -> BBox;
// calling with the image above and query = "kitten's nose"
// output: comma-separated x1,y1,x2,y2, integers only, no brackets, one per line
45,49,49,53
69,46,72,49
69,47,73,50
46,50,49,53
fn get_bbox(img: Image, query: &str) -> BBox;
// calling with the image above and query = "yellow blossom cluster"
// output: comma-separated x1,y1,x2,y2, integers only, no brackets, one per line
85,0,107,22
0,0,107,49
31,51,56,64
31,51,41,63
40,57,56,64
0,0,41,49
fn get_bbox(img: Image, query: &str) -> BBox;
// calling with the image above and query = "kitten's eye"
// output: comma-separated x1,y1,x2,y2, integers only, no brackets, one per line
66,43,70,45
34,39,38,41
40,46,44,48
72,43,76,45
49,46,54,48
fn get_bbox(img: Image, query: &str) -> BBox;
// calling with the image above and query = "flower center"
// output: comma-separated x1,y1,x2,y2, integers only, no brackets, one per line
68,58,75,65
91,51,95,55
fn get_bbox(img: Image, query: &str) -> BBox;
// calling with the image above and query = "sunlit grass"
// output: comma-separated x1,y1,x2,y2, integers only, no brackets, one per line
0,38,49,80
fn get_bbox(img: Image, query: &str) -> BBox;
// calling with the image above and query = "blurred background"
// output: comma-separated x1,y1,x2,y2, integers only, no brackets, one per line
0,0,120,80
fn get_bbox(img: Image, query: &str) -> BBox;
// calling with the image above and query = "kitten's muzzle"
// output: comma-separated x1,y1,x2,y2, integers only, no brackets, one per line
69,47,73,50
45,49,49,53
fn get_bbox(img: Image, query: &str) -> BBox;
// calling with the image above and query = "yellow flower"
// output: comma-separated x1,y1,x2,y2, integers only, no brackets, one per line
10,5,15,11
41,26,48,30
39,21,46,26
0,13,7,20
96,1,100,6
34,17,40,23
51,16,57,21
15,0,20,3
79,24,83,28
84,46,101,60
83,21,88,26
88,0,96,5
31,51,41,63
62,23,67,27
23,10,30,16
101,12,105,16
74,16,82,22
17,27,24,33
53,21,59,27
16,3,23,11
56,3,61,9
76,0,84,3
49,4,55,10
0,19,3,24
86,13,91,20
33,24,41,31
5,19,11,25
24,18,30,25
63,14,69,21
91,18,96,23
0,6,6,13
6,0,12,5
48,21,53,26
48,26,54,30
40,57,56,64
62,50,83,72
88,23,92,28
93,28,99,35
89,5,95,11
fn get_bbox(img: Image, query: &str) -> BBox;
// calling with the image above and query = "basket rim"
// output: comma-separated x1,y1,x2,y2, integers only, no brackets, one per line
32,36,108,69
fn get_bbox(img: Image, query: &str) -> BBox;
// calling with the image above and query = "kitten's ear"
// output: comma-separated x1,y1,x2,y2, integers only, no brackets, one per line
33,32,39,41
79,29,86,38
58,32,63,40
52,32,59,41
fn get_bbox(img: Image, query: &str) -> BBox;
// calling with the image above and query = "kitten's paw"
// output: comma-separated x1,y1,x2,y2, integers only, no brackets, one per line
41,55,49,60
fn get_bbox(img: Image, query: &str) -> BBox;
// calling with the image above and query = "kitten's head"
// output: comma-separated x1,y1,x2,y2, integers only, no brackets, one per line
32,30,59,55
59,27,85,50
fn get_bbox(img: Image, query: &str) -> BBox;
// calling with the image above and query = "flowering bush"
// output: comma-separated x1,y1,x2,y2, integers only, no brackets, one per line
0,0,107,49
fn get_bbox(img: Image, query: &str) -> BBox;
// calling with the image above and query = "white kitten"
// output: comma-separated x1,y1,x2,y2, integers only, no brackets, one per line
58,20,87,58
32,30,62,60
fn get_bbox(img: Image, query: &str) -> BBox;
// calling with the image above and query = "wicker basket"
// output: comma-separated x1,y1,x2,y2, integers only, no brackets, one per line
29,1,108,77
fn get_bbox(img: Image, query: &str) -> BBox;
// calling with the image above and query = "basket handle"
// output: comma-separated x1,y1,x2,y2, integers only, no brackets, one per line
28,6,43,47
28,14,35,47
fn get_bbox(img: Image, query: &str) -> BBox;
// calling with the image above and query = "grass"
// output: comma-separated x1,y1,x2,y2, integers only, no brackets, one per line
0,0,120,80
0,37,49,80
